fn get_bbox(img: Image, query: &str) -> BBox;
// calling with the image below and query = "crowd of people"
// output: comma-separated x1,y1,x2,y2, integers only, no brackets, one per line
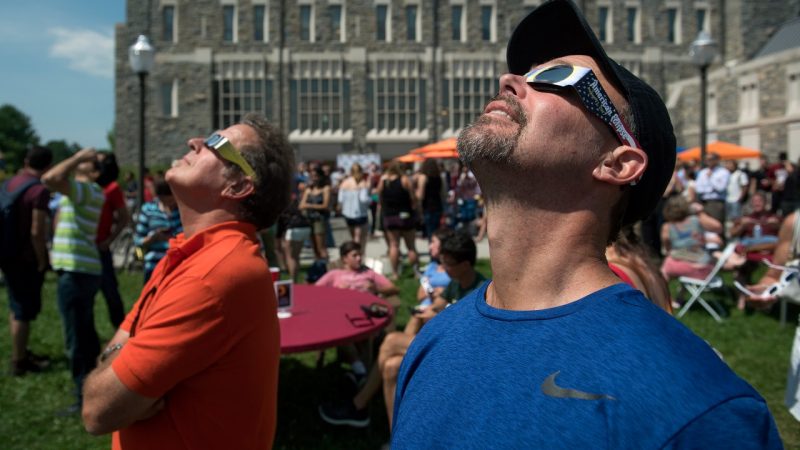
0,0,795,447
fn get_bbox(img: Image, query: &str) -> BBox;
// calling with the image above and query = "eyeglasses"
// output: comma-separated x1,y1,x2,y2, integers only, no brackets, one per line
203,133,257,178
524,64,640,149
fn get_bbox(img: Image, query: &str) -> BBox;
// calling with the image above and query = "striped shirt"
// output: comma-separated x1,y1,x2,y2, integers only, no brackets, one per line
51,179,105,275
134,200,183,275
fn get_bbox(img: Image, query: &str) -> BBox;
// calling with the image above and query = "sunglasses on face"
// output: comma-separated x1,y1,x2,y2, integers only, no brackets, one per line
524,64,640,149
203,133,257,178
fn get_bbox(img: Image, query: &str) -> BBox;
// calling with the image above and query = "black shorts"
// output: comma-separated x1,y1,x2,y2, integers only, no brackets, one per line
2,262,45,321
384,213,417,230
345,216,369,227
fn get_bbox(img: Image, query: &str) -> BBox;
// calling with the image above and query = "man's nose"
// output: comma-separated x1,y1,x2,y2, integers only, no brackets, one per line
186,137,204,152
498,73,529,100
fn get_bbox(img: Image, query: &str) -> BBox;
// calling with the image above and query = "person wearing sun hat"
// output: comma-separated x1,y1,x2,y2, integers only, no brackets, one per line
389,0,782,448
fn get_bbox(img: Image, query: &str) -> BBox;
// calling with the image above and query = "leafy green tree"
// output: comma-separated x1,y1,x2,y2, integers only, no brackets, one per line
106,129,115,152
44,139,82,165
0,104,39,172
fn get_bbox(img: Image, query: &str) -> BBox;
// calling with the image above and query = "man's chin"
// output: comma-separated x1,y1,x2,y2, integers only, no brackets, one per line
457,119,518,166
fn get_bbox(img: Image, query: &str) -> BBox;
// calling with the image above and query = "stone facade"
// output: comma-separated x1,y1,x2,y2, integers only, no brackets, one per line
668,46,800,161
114,0,796,166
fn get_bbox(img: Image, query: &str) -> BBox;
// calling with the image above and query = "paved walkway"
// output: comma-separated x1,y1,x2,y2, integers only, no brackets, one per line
306,217,491,272
112,216,491,275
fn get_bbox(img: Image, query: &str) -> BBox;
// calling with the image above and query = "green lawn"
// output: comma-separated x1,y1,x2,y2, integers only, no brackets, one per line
1,261,797,449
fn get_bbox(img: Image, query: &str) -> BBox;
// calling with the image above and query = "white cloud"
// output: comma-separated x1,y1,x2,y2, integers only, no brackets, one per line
48,27,113,78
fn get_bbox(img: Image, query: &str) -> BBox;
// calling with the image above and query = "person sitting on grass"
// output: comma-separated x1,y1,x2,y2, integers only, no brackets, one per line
318,231,486,430
315,241,399,383
416,228,455,309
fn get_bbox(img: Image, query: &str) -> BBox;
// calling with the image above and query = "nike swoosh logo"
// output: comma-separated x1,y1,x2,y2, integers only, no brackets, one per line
541,371,616,401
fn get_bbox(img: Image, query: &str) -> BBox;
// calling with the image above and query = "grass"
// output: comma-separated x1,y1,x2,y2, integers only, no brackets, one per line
1,260,798,449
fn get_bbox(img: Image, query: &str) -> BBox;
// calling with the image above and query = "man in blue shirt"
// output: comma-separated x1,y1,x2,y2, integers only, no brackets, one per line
390,0,782,448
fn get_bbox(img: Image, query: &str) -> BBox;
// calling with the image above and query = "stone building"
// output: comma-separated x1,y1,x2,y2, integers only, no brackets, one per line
114,0,797,165
668,16,800,161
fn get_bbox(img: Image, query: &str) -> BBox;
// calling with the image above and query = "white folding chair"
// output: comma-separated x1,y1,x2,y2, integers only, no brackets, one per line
675,242,738,323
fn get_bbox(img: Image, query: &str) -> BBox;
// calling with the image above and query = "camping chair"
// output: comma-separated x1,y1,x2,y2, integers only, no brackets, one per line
675,242,738,323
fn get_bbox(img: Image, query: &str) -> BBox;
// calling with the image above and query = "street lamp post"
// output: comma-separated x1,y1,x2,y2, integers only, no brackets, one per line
128,35,155,209
689,30,718,167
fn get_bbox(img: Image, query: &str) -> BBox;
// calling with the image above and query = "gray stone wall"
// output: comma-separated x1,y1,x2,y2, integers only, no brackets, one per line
115,0,799,166
669,47,800,159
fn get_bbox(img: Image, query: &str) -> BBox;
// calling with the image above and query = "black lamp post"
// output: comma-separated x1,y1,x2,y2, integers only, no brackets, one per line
128,35,155,209
689,30,718,167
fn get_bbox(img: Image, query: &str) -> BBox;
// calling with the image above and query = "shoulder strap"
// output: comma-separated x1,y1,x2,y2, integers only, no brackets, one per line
0,178,40,208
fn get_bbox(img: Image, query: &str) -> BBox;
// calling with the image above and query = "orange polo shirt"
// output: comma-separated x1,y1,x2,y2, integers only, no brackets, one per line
112,221,279,450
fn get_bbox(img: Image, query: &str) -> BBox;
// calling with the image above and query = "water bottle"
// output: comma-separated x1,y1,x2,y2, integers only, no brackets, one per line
754,224,763,240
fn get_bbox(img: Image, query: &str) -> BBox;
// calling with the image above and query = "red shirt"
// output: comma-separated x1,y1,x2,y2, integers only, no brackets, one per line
112,221,279,449
96,181,126,244
4,172,50,263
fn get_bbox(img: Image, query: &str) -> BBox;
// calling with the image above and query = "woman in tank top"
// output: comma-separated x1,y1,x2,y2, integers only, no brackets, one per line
299,167,331,261
414,159,444,240
378,162,419,280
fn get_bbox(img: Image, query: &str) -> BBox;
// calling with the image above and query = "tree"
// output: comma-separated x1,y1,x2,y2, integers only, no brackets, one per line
44,139,82,165
0,104,39,172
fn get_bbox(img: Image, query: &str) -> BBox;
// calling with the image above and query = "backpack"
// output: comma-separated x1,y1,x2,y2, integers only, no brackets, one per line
0,178,41,264
305,259,328,283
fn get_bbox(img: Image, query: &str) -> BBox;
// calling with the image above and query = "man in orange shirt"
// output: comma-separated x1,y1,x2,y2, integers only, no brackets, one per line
81,113,295,449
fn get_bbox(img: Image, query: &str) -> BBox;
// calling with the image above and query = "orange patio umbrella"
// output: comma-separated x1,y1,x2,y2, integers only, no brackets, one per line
394,153,424,163
677,141,761,162
422,149,459,159
409,137,458,155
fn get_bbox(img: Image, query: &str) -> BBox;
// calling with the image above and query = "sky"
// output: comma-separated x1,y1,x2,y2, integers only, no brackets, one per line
0,1,125,149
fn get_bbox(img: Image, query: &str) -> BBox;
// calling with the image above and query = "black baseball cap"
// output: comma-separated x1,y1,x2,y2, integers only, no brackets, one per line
507,0,676,226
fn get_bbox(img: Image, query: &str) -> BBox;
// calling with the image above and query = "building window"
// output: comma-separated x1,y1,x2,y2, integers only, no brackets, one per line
666,7,681,44
223,5,237,42
162,5,176,43
406,4,419,41
480,5,495,42
739,76,759,123
598,5,612,43
626,6,640,43
213,61,273,129
444,60,497,132
452,5,465,42
253,4,267,42
329,4,344,42
300,5,314,42
695,8,708,33
160,80,178,117
290,60,350,133
376,4,390,42
368,60,426,132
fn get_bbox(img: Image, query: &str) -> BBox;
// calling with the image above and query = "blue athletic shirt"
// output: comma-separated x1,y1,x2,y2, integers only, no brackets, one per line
392,283,783,449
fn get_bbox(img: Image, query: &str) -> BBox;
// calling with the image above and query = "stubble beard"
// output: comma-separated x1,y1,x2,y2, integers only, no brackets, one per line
457,95,528,168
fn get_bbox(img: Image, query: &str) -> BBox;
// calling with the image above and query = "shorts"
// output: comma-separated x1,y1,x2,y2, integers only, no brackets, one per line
345,216,369,227
2,262,45,321
285,227,311,242
384,213,417,230
310,219,326,235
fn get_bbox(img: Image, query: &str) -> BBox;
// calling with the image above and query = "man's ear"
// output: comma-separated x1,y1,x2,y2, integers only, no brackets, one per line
222,176,255,200
592,146,648,186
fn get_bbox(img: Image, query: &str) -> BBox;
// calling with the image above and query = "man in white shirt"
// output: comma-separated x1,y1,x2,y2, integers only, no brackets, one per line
725,160,749,222
695,152,730,226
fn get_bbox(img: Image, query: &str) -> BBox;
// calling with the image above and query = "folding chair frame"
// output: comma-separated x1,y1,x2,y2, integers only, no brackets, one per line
675,243,738,323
